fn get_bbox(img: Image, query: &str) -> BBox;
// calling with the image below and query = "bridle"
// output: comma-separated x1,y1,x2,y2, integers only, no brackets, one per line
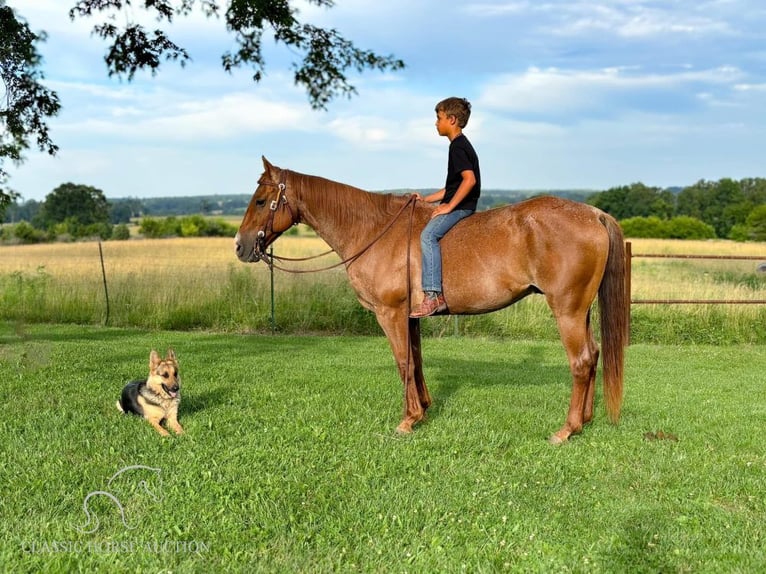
254,170,300,258
253,170,418,275
252,168,420,410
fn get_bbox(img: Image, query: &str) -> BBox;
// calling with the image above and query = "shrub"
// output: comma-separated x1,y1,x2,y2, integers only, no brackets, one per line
621,215,715,239
620,216,668,238
81,222,113,240
112,224,131,240
139,215,237,238
13,221,47,243
180,219,201,237
665,216,715,239
139,216,178,238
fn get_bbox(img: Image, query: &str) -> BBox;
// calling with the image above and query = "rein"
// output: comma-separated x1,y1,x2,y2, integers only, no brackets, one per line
257,170,418,414
260,173,418,274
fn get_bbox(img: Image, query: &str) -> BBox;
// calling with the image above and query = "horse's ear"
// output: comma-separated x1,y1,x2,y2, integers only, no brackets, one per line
262,156,275,175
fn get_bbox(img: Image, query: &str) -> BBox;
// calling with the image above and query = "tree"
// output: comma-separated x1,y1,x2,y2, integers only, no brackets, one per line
588,182,674,220
40,183,110,229
3,197,40,223
2,1,404,212
67,0,405,110
676,179,714,221
0,3,61,215
705,178,744,238
744,205,766,242
740,178,766,206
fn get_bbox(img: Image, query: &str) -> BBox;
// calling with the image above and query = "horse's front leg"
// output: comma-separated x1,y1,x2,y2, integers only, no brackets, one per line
376,309,430,434
409,317,431,411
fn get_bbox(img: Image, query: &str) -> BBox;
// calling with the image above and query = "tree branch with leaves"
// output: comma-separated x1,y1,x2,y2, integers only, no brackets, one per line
1,0,404,215
0,3,61,214
68,0,405,109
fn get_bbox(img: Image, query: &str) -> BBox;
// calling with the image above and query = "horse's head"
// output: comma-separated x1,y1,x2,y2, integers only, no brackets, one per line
235,156,299,263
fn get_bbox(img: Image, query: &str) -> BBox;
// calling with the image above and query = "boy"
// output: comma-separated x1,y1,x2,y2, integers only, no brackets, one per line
410,97,481,318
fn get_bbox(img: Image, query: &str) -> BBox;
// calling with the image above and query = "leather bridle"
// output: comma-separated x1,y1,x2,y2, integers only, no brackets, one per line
254,170,300,259
252,169,420,406
254,170,417,275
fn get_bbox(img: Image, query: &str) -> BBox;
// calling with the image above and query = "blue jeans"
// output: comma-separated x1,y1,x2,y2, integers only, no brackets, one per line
420,209,473,293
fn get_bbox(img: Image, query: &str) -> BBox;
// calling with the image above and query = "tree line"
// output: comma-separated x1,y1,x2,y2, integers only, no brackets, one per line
587,178,766,241
1,177,765,244
1,183,240,243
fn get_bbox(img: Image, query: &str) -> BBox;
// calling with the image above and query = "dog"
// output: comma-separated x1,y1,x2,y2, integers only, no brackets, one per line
116,349,184,436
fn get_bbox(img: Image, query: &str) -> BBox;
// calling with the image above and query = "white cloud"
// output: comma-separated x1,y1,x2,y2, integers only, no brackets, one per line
463,2,531,17
477,65,745,115
734,82,766,92
6,0,766,199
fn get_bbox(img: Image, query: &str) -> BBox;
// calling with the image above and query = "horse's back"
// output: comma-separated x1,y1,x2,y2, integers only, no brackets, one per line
438,196,613,313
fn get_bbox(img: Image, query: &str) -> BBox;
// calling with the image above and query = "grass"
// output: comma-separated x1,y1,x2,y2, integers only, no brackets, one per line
0,237,765,342
1,323,765,572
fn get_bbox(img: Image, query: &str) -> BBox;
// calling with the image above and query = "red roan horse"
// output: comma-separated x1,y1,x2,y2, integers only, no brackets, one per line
236,157,627,443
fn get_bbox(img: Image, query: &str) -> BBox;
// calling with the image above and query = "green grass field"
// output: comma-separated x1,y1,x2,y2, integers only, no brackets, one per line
1,324,765,572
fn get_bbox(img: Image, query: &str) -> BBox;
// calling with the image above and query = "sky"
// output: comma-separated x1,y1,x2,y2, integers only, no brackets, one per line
7,0,766,201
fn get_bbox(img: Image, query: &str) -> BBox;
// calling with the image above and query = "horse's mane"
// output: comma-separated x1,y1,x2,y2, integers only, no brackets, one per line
291,171,409,228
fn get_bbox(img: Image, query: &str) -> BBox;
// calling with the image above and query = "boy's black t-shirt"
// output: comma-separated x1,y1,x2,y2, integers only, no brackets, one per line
443,134,481,211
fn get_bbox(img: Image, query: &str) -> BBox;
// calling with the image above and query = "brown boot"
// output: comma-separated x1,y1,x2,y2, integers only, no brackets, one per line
409,293,447,318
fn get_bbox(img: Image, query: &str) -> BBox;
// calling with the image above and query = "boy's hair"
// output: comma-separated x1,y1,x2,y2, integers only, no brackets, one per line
435,97,472,128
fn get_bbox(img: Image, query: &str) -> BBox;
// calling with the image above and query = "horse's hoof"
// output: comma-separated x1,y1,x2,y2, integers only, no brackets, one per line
548,433,568,445
395,422,413,435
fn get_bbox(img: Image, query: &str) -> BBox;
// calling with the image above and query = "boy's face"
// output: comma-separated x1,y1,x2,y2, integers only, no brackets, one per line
435,110,454,136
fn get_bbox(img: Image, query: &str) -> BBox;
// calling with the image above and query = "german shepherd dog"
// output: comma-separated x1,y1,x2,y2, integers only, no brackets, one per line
116,349,183,436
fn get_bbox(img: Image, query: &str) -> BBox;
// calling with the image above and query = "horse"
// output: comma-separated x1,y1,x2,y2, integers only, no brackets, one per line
235,157,627,443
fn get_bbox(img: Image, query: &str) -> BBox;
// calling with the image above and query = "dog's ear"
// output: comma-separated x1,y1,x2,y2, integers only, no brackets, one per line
166,348,177,362
149,350,161,370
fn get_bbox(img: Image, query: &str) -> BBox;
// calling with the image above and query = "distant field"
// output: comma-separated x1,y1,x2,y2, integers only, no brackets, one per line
0,236,764,343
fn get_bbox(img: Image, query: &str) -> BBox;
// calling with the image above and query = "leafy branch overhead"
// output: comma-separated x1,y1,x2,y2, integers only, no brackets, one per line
69,0,406,109
0,5,61,206
0,0,404,213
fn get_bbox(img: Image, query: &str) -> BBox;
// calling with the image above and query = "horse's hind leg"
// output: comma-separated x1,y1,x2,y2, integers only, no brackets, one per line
550,313,599,444
582,311,600,425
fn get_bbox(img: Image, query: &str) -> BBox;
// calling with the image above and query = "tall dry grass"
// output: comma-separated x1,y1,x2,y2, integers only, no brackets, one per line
628,238,766,301
1,236,764,342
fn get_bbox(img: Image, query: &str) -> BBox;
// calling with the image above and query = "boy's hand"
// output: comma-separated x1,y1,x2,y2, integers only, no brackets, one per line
431,203,452,218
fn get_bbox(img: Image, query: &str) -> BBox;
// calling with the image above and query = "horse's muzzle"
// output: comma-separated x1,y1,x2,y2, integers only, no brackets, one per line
234,231,263,263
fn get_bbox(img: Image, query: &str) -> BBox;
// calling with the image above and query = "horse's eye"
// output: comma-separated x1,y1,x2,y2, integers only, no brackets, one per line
255,199,266,207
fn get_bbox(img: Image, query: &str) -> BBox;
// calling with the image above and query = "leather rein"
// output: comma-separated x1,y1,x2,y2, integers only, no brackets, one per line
256,170,418,275
255,169,419,406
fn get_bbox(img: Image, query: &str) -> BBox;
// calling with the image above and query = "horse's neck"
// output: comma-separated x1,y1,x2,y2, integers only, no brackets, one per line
295,175,396,257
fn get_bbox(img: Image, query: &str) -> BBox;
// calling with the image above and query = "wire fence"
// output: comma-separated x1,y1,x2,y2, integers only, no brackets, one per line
625,241,766,342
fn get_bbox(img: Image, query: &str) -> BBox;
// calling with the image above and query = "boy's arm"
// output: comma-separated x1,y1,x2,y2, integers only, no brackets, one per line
413,189,445,203
431,170,476,217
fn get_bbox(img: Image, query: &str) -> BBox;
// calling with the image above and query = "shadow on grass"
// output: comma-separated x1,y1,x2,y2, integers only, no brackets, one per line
182,386,235,415
416,343,573,428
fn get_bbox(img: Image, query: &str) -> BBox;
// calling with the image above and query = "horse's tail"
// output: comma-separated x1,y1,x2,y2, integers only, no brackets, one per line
598,213,627,424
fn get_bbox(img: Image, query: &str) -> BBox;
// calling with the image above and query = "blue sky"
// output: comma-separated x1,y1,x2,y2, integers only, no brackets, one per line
9,0,766,201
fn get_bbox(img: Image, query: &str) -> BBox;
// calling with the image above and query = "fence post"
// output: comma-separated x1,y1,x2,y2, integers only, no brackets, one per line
98,241,110,326
625,241,632,344
269,245,276,332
